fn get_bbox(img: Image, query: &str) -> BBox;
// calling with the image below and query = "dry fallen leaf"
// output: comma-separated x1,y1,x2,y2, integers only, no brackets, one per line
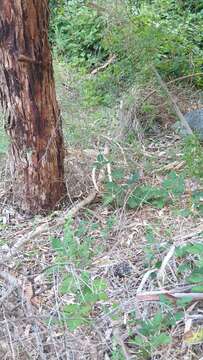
184,328,203,345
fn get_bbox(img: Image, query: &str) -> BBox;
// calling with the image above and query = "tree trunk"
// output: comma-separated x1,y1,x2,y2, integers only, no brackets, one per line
0,0,66,214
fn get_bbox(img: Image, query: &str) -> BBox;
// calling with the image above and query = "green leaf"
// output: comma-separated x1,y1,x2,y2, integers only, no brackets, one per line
51,237,64,253
151,313,163,328
176,296,193,306
102,194,116,205
187,267,203,283
94,154,108,169
62,303,91,330
127,185,168,209
192,191,203,215
175,243,203,257
150,333,172,348
188,243,203,255
191,285,203,293
132,336,145,346
127,172,140,185
162,171,185,196
92,278,107,292
174,311,184,322
159,294,174,306
59,275,77,295
112,168,125,180
145,227,155,244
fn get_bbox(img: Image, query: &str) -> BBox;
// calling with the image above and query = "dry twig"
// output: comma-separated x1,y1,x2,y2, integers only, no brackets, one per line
91,55,116,75
152,66,193,135
142,72,203,104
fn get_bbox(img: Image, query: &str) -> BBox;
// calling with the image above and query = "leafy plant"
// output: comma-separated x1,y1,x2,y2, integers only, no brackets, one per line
183,135,203,179
175,241,203,285
103,170,185,210
50,216,108,331
191,191,203,215
50,0,107,68
128,171,185,209
130,312,174,358
50,0,203,107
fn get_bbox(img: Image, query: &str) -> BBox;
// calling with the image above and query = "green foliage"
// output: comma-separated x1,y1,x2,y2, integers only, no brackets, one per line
50,216,111,331
50,0,107,68
103,1,203,87
183,135,203,179
129,312,174,358
175,240,203,287
50,0,203,106
111,347,125,360
191,191,203,215
103,169,185,210
61,275,108,330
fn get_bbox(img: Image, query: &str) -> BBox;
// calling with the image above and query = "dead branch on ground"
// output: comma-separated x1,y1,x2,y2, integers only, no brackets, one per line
142,72,203,104
152,66,193,135
91,55,116,75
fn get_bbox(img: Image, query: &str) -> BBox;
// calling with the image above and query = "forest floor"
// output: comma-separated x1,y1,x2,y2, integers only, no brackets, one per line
0,63,202,359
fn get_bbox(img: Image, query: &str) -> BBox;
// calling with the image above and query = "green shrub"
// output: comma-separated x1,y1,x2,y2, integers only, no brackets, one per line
103,0,203,81
183,135,203,179
50,0,107,68
49,216,111,331
50,0,203,105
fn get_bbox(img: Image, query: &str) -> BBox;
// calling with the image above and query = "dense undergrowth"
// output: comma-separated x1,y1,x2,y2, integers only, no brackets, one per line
50,0,203,106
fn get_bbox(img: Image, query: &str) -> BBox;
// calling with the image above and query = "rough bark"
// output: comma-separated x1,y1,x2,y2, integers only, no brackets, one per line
0,0,66,214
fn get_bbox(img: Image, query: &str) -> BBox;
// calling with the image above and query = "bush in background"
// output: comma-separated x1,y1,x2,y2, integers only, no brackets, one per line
50,0,203,106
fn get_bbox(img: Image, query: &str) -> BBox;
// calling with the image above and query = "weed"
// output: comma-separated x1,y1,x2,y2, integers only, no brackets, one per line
103,170,185,210
129,312,175,358
183,135,203,179
50,216,112,331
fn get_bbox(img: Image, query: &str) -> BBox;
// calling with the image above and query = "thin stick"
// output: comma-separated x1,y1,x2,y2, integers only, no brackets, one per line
91,55,116,75
152,66,193,135
142,72,203,104
3,309,16,360
136,290,203,302
137,269,157,294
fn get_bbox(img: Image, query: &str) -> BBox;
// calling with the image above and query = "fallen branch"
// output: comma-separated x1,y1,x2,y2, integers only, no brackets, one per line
136,289,203,302
152,66,193,135
85,2,106,14
142,72,203,104
152,160,185,174
91,55,116,75
174,223,203,243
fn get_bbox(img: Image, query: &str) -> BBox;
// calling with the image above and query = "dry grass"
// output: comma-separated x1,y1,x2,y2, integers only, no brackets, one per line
0,125,202,359
0,70,202,359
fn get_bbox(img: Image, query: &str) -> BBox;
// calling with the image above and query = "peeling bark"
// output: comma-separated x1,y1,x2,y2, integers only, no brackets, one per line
0,0,66,213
